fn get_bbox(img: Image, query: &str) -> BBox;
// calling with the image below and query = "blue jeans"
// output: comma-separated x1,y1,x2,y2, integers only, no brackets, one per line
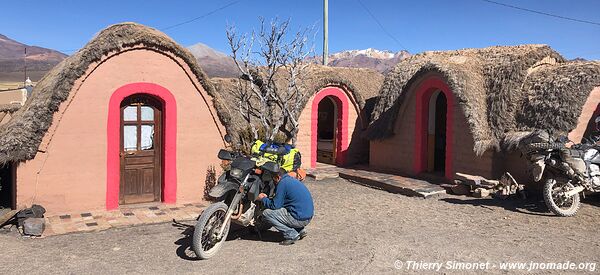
262,208,311,240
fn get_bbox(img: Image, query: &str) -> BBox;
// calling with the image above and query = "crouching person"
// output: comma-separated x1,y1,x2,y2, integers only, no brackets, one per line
257,168,314,245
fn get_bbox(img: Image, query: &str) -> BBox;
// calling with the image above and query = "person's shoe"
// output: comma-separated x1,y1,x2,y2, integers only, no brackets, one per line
280,236,300,245
299,230,308,240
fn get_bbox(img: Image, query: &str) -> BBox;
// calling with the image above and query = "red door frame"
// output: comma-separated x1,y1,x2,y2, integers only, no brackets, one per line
414,77,454,179
107,82,177,210
310,87,349,168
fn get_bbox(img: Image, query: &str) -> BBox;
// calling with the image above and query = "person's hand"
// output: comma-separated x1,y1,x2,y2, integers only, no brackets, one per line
257,193,267,201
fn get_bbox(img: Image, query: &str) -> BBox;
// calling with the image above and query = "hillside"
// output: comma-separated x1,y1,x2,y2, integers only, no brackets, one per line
0,34,67,81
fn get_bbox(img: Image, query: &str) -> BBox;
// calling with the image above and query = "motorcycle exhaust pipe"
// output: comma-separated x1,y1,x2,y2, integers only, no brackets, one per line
230,201,244,220
564,186,585,197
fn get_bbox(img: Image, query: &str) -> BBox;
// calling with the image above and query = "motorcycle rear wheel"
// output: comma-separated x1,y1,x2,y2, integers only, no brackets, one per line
192,202,230,259
543,178,580,217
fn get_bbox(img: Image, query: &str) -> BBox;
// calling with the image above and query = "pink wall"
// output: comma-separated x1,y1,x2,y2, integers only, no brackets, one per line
569,86,600,143
16,48,224,215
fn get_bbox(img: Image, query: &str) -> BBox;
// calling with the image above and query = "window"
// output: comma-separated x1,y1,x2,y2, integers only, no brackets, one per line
121,96,160,152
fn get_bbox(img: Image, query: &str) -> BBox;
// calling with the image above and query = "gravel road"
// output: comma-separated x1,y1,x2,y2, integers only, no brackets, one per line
1,177,599,274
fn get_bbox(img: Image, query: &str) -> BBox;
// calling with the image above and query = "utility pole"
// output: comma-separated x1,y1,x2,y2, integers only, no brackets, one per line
323,0,328,66
24,47,27,85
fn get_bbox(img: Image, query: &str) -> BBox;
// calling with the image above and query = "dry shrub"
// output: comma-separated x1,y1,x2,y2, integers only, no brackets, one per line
204,165,217,201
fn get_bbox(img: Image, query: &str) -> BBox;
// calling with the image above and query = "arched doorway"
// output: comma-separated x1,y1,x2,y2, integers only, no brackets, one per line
119,94,163,204
107,82,177,210
414,77,454,179
427,91,447,174
316,96,338,164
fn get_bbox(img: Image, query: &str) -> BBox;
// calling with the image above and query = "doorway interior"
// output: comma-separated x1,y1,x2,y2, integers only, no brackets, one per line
0,162,15,209
316,96,338,165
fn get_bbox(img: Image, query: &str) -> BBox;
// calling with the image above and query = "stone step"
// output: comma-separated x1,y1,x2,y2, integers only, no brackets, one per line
339,169,447,199
305,164,342,181
306,169,340,180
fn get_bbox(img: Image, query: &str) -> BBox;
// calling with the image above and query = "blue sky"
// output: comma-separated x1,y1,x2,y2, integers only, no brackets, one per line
2,0,599,59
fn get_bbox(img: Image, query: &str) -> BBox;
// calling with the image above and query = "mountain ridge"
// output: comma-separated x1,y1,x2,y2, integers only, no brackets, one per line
0,34,67,81
187,42,411,77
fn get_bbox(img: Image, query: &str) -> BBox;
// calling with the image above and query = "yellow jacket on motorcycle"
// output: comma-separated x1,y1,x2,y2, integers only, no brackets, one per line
251,140,301,172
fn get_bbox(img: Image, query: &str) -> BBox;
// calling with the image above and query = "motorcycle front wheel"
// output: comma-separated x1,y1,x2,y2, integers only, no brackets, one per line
192,202,231,259
543,178,580,217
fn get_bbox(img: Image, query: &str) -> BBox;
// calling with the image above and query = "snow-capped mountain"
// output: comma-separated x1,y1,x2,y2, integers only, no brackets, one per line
326,48,411,73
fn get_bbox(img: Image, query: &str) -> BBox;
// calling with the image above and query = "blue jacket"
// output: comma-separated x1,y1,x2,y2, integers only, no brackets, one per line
262,175,314,221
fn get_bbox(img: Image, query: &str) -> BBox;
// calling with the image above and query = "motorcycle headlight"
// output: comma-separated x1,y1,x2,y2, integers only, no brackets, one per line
230,168,244,179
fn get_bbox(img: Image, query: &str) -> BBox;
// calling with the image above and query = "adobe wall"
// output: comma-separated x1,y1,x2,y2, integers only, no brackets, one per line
451,104,494,179
296,87,360,168
369,85,417,175
569,86,600,143
16,48,224,215
0,89,25,105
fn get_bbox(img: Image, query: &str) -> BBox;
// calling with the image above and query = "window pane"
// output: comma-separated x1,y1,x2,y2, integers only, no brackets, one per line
141,125,154,150
123,106,137,121
123,125,137,151
141,106,154,121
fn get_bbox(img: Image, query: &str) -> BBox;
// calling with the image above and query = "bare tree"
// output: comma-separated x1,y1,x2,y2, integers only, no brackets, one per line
226,17,314,146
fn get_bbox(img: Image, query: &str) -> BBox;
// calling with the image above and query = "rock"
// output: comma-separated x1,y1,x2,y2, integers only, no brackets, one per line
473,188,491,198
450,184,471,195
23,217,45,236
455,173,498,188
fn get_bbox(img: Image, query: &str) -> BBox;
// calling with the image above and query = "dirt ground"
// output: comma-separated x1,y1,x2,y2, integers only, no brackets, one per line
1,177,600,274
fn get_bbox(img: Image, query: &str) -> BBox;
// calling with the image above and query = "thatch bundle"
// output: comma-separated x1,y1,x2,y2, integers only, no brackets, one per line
0,22,228,164
211,65,384,144
516,61,600,132
367,44,600,155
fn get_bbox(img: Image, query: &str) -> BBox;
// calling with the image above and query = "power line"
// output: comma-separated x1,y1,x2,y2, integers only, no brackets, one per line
48,1,244,55
356,0,409,51
481,0,600,27
161,0,243,31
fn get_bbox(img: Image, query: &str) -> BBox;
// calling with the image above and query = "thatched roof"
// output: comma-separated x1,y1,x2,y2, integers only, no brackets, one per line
516,61,600,132
211,65,384,141
367,44,600,155
0,22,228,164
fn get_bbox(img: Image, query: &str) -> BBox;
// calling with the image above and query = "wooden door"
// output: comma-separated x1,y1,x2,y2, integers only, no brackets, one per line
120,95,162,205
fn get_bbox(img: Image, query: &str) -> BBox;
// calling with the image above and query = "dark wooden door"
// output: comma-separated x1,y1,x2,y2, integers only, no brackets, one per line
120,95,162,205
433,92,447,173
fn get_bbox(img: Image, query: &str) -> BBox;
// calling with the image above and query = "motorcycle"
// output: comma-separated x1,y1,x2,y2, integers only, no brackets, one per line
192,139,287,259
518,131,600,216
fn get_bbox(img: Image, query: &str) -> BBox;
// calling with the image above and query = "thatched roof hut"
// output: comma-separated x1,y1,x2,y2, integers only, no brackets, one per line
211,65,384,141
0,22,229,164
1,22,232,213
367,44,600,155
